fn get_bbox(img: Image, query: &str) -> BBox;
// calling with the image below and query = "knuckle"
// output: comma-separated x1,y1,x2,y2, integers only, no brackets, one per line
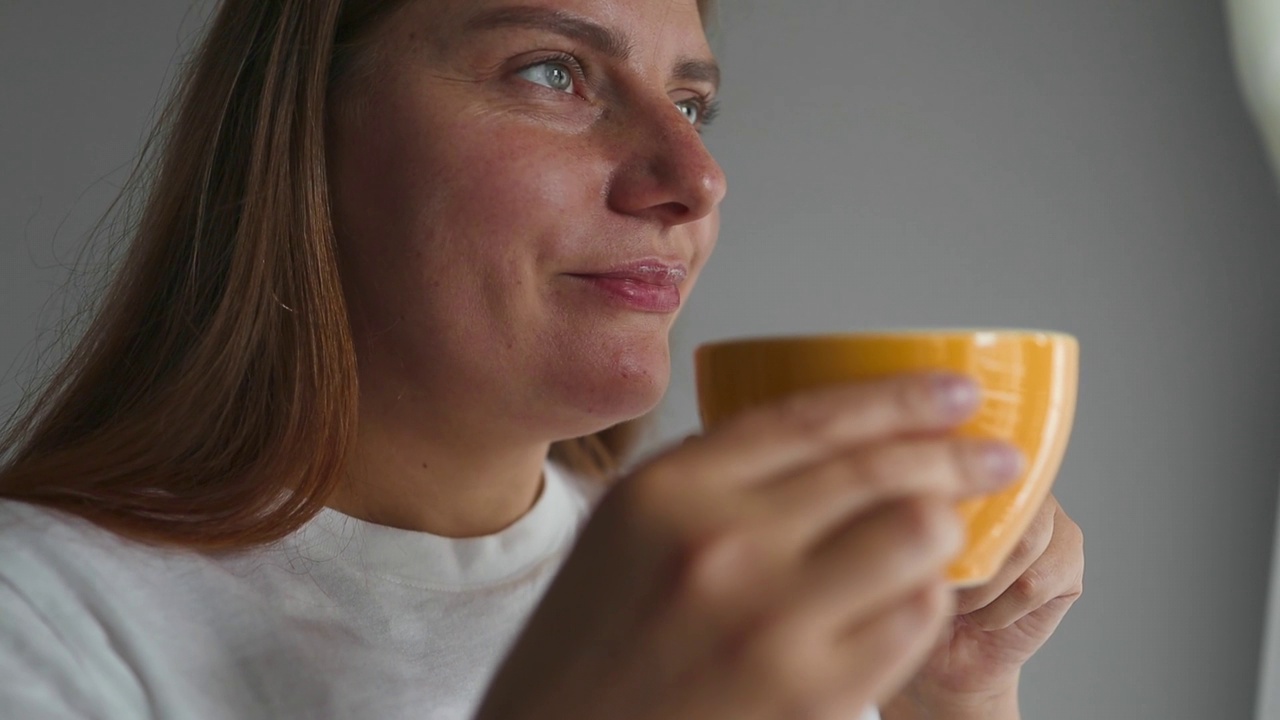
1007,537,1032,565
769,391,843,440
672,527,760,605
913,441,956,490
1011,522,1047,562
848,446,911,493
1065,515,1085,548
1054,502,1082,535
1064,578,1084,603
955,438,1013,489
854,441,948,495
1010,568,1045,604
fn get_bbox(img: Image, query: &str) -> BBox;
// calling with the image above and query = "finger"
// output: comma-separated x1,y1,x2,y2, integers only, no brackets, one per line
832,581,954,710
953,495,1056,615
794,496,964,631
759,436,1024,553
966,505,1085,631
667,373,981,487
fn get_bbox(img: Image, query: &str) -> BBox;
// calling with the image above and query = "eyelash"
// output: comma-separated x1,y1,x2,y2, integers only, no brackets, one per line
515,51,720,130
683,97,721,130
523,51,588,91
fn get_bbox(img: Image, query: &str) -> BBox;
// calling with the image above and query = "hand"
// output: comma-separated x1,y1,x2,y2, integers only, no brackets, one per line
886,495,1085,717
475,374,1024,720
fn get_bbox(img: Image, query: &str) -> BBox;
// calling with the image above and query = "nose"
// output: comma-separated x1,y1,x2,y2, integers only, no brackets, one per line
605,102,728,226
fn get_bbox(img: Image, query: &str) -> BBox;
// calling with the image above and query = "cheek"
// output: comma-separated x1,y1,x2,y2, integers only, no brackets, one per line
332,109,608,301
682,208,721,293
428,123,607,258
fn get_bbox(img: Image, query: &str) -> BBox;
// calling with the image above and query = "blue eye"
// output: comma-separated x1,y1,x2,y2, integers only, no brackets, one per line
518,61,576,93
676,98,720,129
676,99,701,125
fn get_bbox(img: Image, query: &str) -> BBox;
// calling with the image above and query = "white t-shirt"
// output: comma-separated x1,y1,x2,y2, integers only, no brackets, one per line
0,462,879,720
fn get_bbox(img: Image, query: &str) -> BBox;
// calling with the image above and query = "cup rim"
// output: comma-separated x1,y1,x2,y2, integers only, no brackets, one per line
696,328,1078,352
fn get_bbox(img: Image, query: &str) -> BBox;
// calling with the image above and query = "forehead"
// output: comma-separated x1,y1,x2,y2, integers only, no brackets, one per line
406,0,713,57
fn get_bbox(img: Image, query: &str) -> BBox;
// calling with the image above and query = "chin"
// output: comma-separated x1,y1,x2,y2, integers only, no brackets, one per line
546,344,671,439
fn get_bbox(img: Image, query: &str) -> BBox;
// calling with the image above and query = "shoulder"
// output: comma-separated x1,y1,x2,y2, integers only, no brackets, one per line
0,500,163,715
0,497,117,543
0,499,166,584
0,501,178,633
0,499,214,634
0,499,128,581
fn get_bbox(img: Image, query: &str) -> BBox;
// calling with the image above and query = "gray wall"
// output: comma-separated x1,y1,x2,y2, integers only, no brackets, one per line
1,0,216,410
3,1,1279,719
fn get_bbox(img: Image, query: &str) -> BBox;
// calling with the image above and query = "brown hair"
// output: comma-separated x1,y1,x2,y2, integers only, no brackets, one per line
0,0,713,551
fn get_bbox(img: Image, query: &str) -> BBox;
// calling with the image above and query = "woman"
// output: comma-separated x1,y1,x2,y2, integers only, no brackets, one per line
0,1,1084,718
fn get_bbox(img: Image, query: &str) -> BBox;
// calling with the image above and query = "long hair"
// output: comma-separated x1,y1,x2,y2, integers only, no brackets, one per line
0,0,712,551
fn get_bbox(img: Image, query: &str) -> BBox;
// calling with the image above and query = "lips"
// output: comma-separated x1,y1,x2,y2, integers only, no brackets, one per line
569,260,688,314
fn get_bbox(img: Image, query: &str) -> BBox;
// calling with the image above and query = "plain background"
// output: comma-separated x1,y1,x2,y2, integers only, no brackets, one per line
2,1,1279,718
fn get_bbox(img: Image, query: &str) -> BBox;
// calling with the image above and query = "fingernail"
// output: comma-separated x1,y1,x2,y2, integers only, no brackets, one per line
979,442,1026,485
931,374,980,420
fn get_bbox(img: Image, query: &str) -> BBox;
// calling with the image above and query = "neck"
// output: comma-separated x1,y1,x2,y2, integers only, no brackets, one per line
328,405,551,538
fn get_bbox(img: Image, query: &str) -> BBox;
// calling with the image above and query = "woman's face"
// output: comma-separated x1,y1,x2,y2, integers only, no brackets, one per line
329,0,725,442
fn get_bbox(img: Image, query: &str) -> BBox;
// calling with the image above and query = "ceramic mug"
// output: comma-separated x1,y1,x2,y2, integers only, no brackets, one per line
695,329,1079,588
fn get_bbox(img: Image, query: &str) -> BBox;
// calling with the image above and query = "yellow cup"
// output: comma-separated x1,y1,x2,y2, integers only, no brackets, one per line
694,329,1079,588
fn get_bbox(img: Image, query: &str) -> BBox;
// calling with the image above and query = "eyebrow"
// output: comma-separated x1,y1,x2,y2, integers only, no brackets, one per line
674,59,721,90
463,6,722,91
465,7,635,60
